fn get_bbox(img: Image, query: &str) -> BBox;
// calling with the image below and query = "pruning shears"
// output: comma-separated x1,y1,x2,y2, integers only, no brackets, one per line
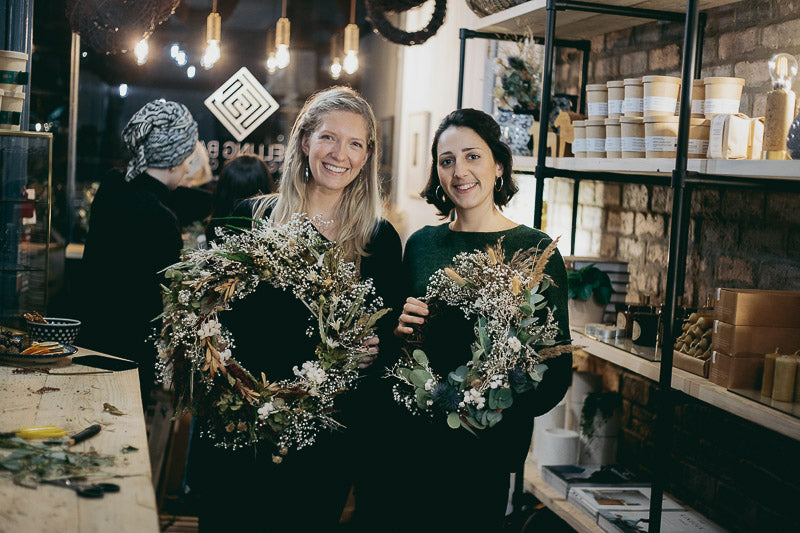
1,424,101,445
1,425,67,439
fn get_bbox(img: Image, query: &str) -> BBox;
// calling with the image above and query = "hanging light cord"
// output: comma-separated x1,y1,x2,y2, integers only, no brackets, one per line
282,0,287,18
350,0,355,24
213,0,218,13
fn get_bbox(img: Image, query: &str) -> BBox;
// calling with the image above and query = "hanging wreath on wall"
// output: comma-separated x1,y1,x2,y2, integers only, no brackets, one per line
365,0,447,46
65,0,180,54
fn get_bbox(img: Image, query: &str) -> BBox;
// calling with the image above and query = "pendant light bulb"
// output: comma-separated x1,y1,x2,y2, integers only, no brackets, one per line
267,52,278,74
330,57,342,79
275,16,291,69
343,23,359,75
134,38,148,65
203,10,222,69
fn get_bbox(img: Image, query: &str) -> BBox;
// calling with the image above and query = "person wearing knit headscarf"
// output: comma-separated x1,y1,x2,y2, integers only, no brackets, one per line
81,99,199,405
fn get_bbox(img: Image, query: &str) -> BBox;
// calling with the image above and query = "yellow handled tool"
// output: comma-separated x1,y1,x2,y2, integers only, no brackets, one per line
0,425,67,439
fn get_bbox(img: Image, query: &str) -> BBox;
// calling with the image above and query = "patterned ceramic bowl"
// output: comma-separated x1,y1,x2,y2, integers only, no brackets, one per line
27,317,81,344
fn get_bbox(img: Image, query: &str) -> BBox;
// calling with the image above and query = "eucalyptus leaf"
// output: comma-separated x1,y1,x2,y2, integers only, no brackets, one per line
447,412,461,429
412,349,429,365
410,369,432,388
486,410,503,427
495,388,513,409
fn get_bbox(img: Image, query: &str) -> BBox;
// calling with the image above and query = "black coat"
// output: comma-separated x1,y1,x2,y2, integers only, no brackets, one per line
81,170,183,399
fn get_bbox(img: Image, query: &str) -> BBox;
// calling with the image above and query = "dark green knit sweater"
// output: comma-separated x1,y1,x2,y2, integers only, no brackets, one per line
399,222,573,468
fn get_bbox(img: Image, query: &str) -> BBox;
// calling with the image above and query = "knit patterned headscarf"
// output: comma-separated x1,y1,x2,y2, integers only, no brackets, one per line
121,99,199,182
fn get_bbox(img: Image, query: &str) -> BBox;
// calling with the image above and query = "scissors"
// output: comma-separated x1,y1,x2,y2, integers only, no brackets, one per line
43,478,121,498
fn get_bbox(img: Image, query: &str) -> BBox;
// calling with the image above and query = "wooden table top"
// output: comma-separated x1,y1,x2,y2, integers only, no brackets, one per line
0,347,158,533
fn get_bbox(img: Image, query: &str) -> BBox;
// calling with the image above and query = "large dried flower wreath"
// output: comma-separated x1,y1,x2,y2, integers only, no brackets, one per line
390,238,576,434
157,215,388,461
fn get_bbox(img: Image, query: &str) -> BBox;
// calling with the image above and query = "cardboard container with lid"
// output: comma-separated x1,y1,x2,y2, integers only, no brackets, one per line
620,116,645,158
709,349,764,389
703,77,745,117
584,118,606,157
573,120,586,158
712,320,800,357
707,114,763,159
716,288,800,327
644,115,678,158
604,117,621,158
688,118,710,159
586,84,609,118
0,50,28,93
691,79,705,118
642,75,681,117
623,78,643,117
606,80,625,118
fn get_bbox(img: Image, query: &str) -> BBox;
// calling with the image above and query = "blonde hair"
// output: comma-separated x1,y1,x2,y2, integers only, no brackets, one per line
252,86,382,259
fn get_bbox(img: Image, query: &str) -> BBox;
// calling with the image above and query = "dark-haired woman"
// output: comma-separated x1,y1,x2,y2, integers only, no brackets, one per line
204,153,275,243
362,109,572,532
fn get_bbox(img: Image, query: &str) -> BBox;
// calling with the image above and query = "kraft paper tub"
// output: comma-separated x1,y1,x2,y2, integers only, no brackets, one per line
605,117,621,158
0,50,28,93
645,115,679,158
587,83,609,118
620,116,645,158
573,120,586,158
704,77,745,117
623,77,644,117
643,75,681,117
607,80,625,118
689,118,711,159
585,118,607,158
0,90,24,131
692,79,705,118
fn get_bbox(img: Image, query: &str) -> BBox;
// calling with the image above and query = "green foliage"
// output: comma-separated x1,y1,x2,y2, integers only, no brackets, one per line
567,264,613,305
580,391,621,440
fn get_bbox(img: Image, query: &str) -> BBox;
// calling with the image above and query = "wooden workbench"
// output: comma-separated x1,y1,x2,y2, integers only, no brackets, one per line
0,347,158,533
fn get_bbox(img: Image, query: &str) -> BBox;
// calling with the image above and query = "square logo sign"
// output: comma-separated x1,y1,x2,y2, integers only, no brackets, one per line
204,67,279,142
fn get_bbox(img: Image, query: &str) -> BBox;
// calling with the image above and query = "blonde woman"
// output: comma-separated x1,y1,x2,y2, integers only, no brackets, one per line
191,87,402,531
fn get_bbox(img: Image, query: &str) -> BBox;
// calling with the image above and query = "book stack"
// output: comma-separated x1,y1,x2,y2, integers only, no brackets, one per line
541,464,644,498
540,463,729,532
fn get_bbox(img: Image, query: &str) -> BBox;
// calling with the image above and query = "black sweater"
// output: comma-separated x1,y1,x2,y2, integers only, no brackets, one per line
396,222,572,470
81,171,183,397
190,200,403,532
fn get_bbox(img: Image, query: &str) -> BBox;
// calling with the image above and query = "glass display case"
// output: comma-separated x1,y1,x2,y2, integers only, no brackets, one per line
0,131,52,329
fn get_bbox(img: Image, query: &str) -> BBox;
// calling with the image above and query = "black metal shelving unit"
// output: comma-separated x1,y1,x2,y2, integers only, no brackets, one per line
457,1,800,531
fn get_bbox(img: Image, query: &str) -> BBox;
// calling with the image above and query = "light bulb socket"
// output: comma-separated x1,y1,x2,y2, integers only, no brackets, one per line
207,12,221,43
276,17,291,48
344,23,359,54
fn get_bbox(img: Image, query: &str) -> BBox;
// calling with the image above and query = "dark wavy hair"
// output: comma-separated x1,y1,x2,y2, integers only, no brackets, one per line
205,154,274,241
421,108,518,217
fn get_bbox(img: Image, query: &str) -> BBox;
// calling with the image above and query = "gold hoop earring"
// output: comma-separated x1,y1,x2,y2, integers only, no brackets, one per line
436,185,446,203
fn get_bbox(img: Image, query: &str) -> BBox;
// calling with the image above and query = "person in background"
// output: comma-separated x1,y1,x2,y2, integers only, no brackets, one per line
204,153,275,243
189,86,403,532
81,99,198,406
363,108,572,532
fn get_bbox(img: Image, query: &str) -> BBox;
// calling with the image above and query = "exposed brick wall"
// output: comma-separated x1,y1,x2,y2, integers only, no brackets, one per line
547,0,800,305
575,353,800,532
556,1,800,530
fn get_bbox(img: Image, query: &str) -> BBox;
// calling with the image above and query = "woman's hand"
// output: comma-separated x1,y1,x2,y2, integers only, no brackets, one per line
394,297,429,337
357,335,380,369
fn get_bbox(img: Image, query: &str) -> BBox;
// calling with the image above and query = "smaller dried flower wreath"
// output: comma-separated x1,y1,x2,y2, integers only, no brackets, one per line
157,215,388,460
390,238,576,434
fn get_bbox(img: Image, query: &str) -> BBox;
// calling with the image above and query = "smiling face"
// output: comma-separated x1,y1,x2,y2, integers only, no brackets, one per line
436,125,503,216
301,110,370,196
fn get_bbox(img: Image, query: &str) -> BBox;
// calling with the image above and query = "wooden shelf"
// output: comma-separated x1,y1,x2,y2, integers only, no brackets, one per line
510,157,800,181
523,457,604,533
472,1,738,40
572,331,800,441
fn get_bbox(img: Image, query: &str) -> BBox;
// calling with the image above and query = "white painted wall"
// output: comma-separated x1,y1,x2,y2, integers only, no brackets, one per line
361,1,488,243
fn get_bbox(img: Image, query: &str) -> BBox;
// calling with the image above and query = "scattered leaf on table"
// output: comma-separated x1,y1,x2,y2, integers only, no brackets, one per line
103,403,125,416
121,445,138,454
